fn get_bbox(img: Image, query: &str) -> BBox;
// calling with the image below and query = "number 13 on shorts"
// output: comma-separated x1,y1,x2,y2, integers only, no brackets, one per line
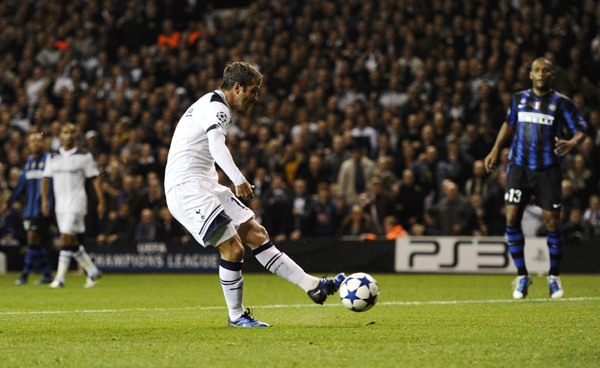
505,188,523,204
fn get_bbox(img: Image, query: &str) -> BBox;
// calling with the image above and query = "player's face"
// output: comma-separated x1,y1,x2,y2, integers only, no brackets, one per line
28,134,43,155
530,60,554,92
236,81,261,112
60,125,77,148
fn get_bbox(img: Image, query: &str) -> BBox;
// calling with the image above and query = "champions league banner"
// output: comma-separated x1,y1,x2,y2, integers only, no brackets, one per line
3,237,598,273
87,241,221,273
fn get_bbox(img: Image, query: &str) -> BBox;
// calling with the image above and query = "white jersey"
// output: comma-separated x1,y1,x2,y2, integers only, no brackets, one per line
42,147,99,214
165,90,244,193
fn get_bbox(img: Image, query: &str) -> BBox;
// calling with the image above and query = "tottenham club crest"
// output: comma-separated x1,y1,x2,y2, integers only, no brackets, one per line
216,111,228,124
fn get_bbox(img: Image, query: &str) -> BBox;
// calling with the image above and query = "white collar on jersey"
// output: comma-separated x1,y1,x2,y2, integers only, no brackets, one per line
59,146,78,155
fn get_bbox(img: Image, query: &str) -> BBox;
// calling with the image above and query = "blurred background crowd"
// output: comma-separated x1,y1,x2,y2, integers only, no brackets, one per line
1,0,600,248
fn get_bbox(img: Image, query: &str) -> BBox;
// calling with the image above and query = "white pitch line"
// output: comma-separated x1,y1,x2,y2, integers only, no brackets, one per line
1,297,599,316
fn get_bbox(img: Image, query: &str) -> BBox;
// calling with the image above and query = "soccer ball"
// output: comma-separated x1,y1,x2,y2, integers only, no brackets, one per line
339,272,379,312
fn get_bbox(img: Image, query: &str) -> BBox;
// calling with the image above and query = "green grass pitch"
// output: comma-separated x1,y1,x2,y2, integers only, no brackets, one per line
1,273,599,368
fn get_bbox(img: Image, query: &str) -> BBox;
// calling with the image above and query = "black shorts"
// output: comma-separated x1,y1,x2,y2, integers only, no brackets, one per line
505,164,563,211
23,217,48,233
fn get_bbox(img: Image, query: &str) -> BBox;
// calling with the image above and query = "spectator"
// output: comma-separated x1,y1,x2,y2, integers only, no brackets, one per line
157,207,189,244
97,203,136,246
383,216,409,240
394,169,425,229
323,135,349,183
359,177,396,236
337,142,376,206
412,145,441,202
289,179,312,241
562,208,592,241
339,205,371,237
134,208,158,242
296,154,330,196
565,154,592,203
464,160,489,198
306,183,339,237
374,156,398,193
430,181,476,235
116,175,144,220
483,171,508,236
470,193,488,236
561,179,581,222
262,173,292,242
583,195,600,237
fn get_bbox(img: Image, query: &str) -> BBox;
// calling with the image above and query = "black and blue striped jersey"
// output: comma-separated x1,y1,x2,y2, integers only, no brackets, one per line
7,153,54,218
505,89,587,170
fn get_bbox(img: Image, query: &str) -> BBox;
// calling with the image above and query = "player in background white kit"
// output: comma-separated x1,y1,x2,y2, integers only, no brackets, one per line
165,62,345,327
41,123,105,288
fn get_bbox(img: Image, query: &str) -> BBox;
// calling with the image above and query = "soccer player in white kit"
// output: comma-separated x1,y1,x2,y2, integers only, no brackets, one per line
41,123,105,288
165,62,345,327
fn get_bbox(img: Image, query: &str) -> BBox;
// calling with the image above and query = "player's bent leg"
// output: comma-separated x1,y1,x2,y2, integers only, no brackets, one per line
73,244,102,288
240,219,345,304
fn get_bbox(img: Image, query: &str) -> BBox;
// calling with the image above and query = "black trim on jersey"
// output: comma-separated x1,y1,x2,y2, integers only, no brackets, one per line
206,124,219,133
74,148,87,155
210,92,228,107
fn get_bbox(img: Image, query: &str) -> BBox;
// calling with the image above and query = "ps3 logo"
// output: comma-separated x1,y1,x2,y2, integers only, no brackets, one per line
395,237,511,273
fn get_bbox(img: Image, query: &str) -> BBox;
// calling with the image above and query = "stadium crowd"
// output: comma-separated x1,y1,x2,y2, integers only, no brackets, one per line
1,0,600,249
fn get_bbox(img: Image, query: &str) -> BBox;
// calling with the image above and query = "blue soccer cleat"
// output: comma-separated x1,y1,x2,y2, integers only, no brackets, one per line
307,273,346,305
34,276,54,285
14,277,27,285
512,275,532,299
227,308,270,327
548,275,563,299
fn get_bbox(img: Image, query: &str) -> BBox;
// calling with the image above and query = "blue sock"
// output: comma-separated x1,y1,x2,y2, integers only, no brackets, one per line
547,230,563,276
507,226,527,276
21,247,35,278
29,245,44,273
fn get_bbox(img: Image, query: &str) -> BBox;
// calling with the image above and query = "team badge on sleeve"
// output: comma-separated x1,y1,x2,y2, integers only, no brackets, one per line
216,111,228,123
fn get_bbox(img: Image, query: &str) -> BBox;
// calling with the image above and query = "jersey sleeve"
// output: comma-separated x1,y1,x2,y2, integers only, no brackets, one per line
83,153,101,178
207,129,246,186
560,98,588,134
197,103,231,135
42,155,52,178
505,94,518,128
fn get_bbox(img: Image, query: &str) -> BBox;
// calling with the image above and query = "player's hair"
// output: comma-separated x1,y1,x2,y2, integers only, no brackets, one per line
220,62,262,91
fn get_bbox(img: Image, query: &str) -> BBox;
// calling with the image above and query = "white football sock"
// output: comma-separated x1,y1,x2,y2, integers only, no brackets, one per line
219,262,245,321
54,250,72,283
253,241,319,292
73,245,99,277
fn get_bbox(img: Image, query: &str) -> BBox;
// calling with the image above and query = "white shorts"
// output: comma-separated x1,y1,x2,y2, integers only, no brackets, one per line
166,179,255,247
56,212,86,235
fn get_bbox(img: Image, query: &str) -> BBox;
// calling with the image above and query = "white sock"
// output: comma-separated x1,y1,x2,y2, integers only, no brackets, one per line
54,250,72,283
253,241,319,292
219,260,245,321
73,245,99,277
